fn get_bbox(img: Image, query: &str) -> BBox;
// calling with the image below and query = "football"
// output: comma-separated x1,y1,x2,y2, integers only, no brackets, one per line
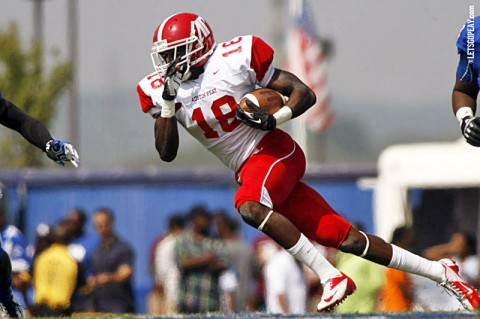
239,88,285,115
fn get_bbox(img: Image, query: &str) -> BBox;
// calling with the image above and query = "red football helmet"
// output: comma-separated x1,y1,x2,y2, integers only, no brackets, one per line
151,12,216,76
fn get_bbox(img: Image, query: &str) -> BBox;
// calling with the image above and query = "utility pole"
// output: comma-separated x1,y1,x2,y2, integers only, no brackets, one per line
67,0,80,150
32,0,43,44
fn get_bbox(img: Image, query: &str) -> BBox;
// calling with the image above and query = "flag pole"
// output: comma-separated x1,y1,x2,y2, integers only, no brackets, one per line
288,0,310,163
284,0,334,164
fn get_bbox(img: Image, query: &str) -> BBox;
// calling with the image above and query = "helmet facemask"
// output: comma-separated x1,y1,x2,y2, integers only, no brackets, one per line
151,30,205,81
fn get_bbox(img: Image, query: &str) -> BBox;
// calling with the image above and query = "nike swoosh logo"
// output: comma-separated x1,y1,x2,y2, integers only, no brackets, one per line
458,281,475,295
213,69,221,75
322,279,346,303
242,111,262,124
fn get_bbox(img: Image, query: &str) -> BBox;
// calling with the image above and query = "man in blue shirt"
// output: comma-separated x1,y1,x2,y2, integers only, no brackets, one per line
0,92,79,317
452,15,480,145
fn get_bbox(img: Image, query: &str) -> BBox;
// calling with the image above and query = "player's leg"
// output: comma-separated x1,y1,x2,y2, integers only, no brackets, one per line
274,182,356,311
277,181,480,311
235,129,351,311
235,130,313,249
0,249,23,318
339,227,480,310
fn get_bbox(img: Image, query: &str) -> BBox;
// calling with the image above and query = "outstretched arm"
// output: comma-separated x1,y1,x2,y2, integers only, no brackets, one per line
0,98,53,150
0,97,79,166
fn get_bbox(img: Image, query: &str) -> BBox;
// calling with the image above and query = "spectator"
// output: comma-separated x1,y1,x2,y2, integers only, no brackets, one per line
64,208,99,268
335,224,385,314
63,208,99,313
88,208,135,313
413,230,467,311
214,211,258,313
378,226,415,312
423,231,478,285
32,224,53,260
175,205,228,314
147,213,185,315
30,224,85,317
263,242,307,314
147,234,164,315
247,235,281,312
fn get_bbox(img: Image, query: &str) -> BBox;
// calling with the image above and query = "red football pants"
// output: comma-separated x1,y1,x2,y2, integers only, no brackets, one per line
234,129,351,248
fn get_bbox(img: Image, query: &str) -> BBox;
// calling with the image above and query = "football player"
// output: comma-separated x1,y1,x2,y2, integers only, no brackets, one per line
453,15,480,146
0,92,79,317
137,12,480,311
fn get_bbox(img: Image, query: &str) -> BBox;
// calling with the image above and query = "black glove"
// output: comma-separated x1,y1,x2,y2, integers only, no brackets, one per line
461,116,480,146
236,100,276,131
162,56,185,101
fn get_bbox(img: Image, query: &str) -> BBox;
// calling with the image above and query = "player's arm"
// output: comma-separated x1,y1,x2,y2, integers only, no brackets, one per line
267,68,316,119
154,115,179,162
452,50,480,146
0,97,53,150
452,77,479,115
154,57,185,162
236,36,316,130
0,97,79,166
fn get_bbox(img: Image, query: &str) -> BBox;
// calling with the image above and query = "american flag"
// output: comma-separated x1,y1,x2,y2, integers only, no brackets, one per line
284,0,333,132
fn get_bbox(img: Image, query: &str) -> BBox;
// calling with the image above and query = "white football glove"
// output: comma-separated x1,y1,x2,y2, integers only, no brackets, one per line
45,140,79,167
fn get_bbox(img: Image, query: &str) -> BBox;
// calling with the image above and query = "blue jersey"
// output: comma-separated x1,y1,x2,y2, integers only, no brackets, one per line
0,225,32,272
456,16,480,86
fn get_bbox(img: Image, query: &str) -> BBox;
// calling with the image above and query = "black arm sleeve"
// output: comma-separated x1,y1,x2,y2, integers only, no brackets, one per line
0,98,53,151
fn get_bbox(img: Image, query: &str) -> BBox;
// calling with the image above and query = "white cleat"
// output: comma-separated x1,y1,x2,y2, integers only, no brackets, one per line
439,258,480,311
317,272,356,312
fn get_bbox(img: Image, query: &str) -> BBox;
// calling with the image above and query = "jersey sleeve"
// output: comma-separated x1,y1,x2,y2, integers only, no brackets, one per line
119,242,135,268
136,73,163,118
456,52,479,84
136,84,154,113
455,16,480,86
456,16,480,54
250,36,275,87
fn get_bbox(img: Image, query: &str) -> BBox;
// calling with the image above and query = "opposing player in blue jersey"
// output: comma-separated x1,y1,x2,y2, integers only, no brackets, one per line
453,15,480,145
0,91,79,317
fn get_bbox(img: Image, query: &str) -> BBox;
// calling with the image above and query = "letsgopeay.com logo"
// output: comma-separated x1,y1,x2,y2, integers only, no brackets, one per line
466,5,475,64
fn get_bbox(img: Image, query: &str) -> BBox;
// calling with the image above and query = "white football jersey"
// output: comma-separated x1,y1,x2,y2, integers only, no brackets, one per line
137,35,276,172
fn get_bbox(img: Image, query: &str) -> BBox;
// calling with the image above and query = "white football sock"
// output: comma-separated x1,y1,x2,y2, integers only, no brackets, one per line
287,233,341,282
388,244,444,282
